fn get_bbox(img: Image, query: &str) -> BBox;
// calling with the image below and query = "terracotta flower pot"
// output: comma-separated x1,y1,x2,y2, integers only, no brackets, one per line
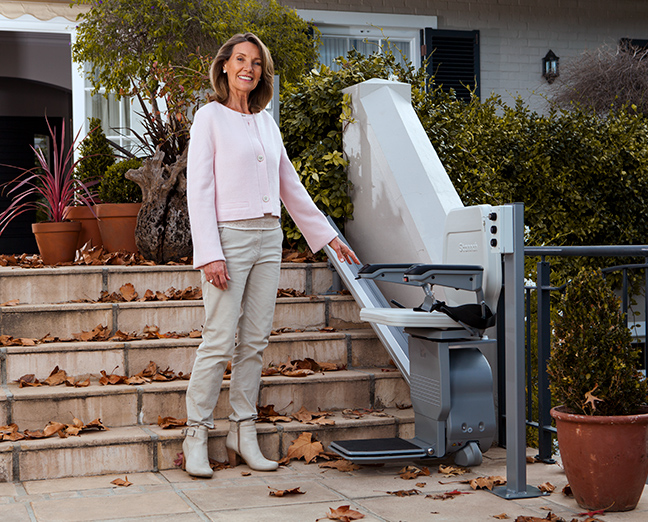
96,203,141,253
31,221,81,265
551,405,648,511
65,205,102,249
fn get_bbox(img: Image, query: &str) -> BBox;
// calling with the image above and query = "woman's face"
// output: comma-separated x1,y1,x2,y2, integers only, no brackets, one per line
224,41,263,99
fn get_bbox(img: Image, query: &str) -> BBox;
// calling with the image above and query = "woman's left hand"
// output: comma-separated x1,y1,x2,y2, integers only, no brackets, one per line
328,237,360,265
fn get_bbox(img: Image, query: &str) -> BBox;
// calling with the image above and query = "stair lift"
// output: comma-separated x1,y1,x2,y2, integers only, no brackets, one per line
326,204,512,467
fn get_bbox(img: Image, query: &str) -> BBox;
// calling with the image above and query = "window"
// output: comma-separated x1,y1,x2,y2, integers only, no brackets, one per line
298,10,437,71
83,63,141,154
319,34,412,70
421,29,480,101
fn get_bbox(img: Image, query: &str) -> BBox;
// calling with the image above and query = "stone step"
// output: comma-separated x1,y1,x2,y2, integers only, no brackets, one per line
0,263,334,305
0,407,415,482
0,294,365,339
0,330,391,385
1,369,409,431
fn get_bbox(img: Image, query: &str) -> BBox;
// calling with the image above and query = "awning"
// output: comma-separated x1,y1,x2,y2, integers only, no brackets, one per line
0,1,87,23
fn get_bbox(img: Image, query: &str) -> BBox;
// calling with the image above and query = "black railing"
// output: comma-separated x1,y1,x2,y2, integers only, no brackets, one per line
518,246,648,462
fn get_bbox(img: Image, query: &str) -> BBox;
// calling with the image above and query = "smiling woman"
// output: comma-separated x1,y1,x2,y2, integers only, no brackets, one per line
181,33,359,479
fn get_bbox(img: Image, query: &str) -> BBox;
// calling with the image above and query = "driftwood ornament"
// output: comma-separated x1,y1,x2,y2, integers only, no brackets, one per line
126,149,192,263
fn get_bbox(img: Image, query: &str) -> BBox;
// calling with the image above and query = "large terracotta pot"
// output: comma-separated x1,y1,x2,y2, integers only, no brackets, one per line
96,203,141,253
551,405,648,511
65,205,102,249
31,221,81,265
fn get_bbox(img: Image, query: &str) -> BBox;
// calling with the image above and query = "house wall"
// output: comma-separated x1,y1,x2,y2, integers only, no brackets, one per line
281,0,648,112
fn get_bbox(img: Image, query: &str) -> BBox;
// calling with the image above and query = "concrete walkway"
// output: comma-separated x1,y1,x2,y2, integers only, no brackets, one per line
0,447,646,521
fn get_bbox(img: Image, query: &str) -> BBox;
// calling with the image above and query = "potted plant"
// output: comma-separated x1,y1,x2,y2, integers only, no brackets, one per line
67,117,116,249
95,157,142,253
0,118,94,265
548,268,648,512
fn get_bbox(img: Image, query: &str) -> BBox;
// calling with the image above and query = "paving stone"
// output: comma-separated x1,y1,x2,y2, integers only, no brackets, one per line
23,472,163,495
0,502,31,521
30,490,193,522
205,501,383,522
183,479,342,512
0,481,18,497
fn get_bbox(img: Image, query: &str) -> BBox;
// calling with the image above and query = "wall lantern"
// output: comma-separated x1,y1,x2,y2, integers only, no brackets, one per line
542,50,559,84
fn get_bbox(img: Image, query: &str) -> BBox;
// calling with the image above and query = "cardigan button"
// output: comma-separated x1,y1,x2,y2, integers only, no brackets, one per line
257,155,264,162
262,195,269,202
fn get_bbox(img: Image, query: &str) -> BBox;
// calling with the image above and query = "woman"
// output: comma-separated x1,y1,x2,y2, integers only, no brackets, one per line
184,32,359,478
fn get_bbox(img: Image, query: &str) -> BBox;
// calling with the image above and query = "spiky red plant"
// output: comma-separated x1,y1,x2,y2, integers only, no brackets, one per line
0,118,96,234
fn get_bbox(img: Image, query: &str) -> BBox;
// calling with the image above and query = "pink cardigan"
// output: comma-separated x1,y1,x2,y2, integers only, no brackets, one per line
187,102,337,269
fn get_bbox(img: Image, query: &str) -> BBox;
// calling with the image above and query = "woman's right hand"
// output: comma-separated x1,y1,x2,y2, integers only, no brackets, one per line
204,260,230,290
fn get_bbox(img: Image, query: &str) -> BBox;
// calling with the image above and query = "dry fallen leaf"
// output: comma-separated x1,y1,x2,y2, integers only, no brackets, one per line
120,283,138,302
426,489,472,500
562,484,572,496
319,460,361,472
284,432,325,464
399,465,430,480
268,486,306,497
493,514,510,520
318,505,365,521
537,482,555,493
387,489,420,497
438,464,469,477
43,366,68,386
513,514,567,522
0,299,19,306
469,475,507,491
111,476,132,487
0,424,24,442
157,416,187,429
15,374,41,387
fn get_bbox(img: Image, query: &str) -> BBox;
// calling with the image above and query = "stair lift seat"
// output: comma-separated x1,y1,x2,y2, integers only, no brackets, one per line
330,205,505,466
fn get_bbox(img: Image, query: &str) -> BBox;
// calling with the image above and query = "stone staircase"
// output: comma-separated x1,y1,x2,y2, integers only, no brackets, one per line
0,263,412,482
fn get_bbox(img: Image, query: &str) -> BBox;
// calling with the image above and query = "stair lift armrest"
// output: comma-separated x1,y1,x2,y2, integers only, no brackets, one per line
356,263,423,286
403,264,484,292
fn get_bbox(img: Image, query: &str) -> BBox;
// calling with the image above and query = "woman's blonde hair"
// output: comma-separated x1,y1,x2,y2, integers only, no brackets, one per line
209,33,274,113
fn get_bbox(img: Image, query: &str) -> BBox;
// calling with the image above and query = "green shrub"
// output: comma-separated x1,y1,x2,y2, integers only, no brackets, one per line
98,158,143,203
280,48,426,250
547,269,647,416
75,117,115,185
281,47,648,273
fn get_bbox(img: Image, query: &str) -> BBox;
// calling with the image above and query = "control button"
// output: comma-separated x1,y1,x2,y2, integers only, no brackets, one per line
491,239,498,247
257,155,264,162
262,195,269,202
491,225,498,234
489,212,498,221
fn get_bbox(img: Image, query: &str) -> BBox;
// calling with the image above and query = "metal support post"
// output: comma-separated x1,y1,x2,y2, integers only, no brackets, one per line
536,261,555,463
492,203,545,499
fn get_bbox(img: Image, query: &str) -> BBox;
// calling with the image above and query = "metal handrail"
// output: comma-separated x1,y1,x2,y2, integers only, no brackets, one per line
519,245,648,462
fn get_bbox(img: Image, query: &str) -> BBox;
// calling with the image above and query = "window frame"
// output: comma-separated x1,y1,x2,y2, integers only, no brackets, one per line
297,9,437,70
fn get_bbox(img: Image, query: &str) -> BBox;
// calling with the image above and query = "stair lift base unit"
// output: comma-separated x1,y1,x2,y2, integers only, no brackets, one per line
328,205,508,467
329,336,495,466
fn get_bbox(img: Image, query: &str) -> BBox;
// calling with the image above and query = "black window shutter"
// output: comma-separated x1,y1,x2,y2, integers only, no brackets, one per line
421,28,480,101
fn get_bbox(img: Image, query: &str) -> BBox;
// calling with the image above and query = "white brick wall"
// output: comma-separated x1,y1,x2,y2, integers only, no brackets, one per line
280,0,648,112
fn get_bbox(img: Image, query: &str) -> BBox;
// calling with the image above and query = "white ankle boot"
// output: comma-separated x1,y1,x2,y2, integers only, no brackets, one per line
182,426,213,478
226,420,278,471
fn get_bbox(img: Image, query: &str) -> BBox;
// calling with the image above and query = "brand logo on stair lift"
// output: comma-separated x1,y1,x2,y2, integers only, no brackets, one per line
458,242,479,253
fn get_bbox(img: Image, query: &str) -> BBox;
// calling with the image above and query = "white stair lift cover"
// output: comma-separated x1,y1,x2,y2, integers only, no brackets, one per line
360,205,503,330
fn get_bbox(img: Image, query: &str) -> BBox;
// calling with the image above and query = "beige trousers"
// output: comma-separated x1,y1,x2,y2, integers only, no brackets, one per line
186,226,283,427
